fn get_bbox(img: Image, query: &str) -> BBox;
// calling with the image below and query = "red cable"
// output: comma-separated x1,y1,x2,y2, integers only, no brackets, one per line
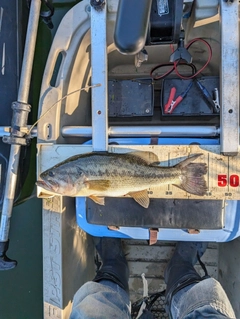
150,38,212,81
150,61,196,80
174,38,212,80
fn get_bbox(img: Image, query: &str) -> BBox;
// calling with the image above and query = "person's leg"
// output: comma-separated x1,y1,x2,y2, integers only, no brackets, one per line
93,236,129,293
171,277,236,319
70,237,131,319
70,280,131,319
164,242,236,319
164,241,208,314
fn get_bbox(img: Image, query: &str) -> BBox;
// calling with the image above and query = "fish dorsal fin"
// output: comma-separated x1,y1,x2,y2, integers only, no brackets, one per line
128,189,150,208
130,151,159,164
85,180,110,191
89,195,105,206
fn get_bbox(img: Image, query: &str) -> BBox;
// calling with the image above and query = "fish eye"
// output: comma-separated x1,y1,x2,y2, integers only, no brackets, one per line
48,171,55,177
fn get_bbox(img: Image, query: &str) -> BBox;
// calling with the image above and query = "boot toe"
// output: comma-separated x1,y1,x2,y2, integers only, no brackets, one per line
175,241,208,265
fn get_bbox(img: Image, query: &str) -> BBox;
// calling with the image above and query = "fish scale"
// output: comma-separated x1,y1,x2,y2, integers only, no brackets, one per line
78,153,179,182
37,151,207,208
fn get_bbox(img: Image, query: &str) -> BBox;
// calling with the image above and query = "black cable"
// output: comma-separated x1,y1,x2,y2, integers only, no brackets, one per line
151,62,197,81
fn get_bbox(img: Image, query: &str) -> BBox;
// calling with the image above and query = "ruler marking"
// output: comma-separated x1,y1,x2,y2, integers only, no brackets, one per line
167,152,170,191
227,156,230,193
207,152,210,192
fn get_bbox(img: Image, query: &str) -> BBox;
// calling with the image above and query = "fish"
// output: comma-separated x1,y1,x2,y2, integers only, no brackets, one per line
36,151,207,208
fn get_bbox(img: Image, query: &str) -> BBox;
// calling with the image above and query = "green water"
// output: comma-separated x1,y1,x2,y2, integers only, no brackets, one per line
0,196,43,319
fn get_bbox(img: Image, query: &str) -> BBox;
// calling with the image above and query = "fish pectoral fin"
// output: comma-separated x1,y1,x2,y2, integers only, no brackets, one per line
130,151,159,164
149,161,161,167
128,190,150,208
85,180,110,191
89,195,105,206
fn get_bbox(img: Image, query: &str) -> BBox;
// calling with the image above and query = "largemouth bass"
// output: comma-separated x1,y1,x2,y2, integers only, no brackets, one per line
36,151,207,208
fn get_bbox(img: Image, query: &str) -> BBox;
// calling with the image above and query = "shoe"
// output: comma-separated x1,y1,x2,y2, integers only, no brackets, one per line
164,241,208,312
93,237,129,294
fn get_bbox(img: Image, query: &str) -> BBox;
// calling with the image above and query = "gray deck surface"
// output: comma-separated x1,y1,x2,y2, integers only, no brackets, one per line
123,239,218,303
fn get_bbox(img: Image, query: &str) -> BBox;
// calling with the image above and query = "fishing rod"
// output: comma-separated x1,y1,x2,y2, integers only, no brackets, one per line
0,0,41,270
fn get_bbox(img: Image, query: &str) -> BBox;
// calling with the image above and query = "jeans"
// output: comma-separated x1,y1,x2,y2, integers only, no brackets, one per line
69,278,236,319
70,280,131,319
171,278,236,319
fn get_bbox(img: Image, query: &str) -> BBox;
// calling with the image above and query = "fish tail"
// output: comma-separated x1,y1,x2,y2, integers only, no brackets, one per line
175,154,207,196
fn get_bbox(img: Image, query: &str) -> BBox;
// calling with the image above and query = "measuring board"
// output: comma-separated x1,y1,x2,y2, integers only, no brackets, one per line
37,144,240,200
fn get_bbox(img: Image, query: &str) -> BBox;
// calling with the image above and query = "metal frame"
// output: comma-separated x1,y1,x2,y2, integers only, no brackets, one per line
91,1,108,151
0,125,221,138
219,0,239,155
61,125,220,138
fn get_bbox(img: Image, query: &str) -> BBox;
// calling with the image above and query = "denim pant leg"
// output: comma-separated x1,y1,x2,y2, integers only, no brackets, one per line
170,278,236,319
70,280,131,319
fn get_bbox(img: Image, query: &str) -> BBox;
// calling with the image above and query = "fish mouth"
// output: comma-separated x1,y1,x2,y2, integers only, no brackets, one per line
36,180,59,192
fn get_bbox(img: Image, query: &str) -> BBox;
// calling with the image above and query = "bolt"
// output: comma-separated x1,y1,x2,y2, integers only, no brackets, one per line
85,5,91,13
90,0,105,11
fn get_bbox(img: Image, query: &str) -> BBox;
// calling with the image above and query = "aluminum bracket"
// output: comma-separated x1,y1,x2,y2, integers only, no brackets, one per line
220,0,239,155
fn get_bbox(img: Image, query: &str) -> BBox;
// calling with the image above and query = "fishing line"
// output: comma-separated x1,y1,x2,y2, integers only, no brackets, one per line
27,83,101,135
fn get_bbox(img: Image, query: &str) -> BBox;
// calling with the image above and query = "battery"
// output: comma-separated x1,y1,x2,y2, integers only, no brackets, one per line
161,76,219,117
108,79,154,117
